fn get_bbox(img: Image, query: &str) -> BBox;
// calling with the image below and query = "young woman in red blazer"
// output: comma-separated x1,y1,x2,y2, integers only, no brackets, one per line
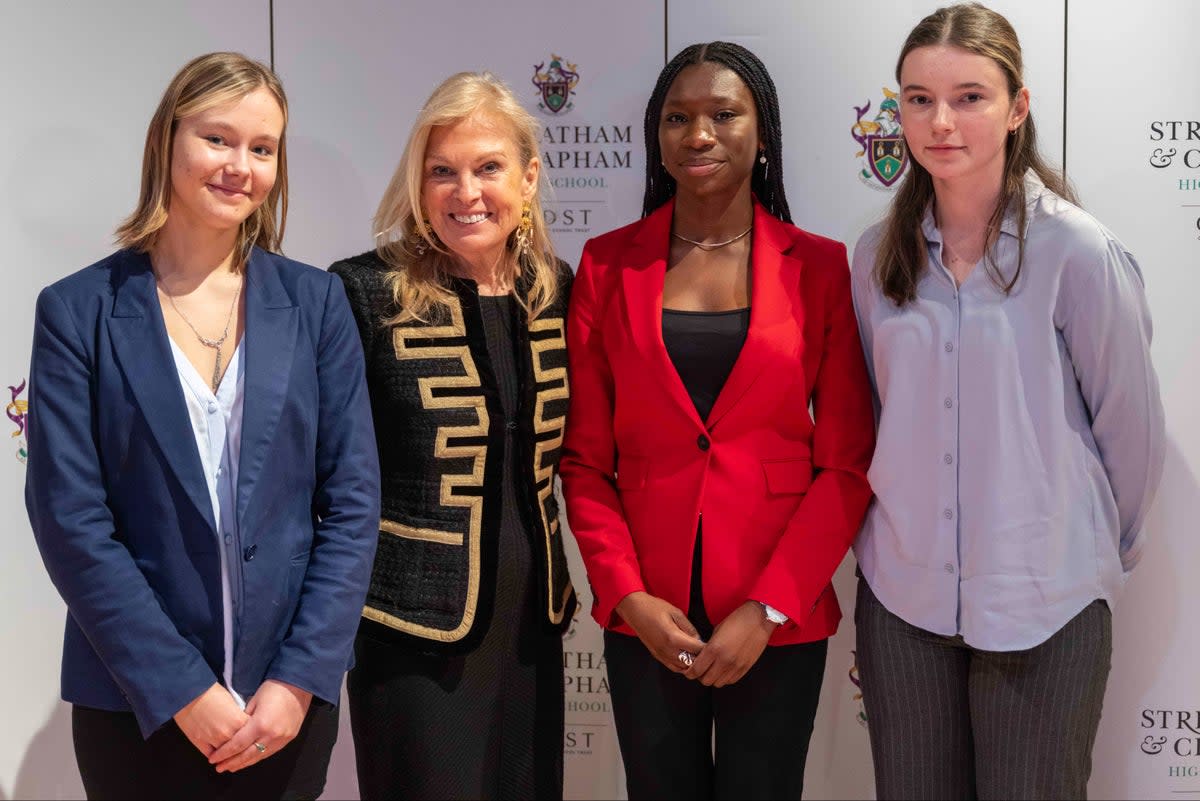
560,42,876,800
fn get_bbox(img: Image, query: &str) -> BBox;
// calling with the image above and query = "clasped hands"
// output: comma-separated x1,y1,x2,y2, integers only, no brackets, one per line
616,591,779,687
172,678,312,773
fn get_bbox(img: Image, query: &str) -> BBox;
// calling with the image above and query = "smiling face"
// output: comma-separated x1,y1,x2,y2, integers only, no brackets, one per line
659,62,761,202
167,85,284,238
420,111,539,276
899,44,1029,190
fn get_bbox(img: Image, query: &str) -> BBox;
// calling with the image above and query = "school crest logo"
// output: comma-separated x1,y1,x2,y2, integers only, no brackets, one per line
852,88,908,190
531,54,580,115
7,379,28,464
849,650,868,728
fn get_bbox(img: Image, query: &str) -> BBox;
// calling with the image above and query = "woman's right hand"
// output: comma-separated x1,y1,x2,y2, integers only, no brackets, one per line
616,591,707,674
173,683,251,759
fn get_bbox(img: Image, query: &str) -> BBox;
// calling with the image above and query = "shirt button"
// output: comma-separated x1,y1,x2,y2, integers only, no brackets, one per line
207,401,218,414
696,434,710,451
944,562,956,573
505,420,518,433
243,544,257,562
944,342,954,353
943,453,953,465
944,397,953,409
223,533,232,545
943,508,954,520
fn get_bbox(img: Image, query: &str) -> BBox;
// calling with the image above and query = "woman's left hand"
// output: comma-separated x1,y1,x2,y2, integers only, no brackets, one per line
684,601,778,687
210,679,313,772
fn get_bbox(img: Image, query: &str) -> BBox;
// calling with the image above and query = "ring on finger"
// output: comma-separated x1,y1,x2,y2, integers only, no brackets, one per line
677,650,695,668
254,742,267,754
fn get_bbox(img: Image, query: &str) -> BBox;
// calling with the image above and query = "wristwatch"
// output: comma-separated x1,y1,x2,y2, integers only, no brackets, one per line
758,601,788,625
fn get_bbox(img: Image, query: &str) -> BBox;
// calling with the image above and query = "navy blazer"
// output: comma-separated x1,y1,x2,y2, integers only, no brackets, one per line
25,247,380,738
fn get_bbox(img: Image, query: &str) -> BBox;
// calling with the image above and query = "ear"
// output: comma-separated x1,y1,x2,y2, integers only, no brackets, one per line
521,156,540,201
1009,86,1031,132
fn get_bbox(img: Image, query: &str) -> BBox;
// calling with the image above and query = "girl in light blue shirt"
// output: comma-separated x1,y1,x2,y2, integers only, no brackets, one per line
850,4,1164,799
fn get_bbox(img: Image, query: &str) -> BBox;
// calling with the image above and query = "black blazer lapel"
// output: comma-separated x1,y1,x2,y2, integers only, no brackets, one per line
105,250,216,531
236,249,298,529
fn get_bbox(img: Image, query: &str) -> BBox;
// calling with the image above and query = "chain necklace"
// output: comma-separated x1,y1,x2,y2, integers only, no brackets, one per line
671,224,753,251
161,278,242,392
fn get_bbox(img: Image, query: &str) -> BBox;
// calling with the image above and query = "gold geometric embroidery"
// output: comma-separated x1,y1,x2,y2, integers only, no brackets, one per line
378,519,463,546
364,298,486,642
529,317,572,623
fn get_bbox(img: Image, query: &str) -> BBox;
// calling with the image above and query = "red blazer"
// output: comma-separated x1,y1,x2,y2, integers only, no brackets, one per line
560,200,875,645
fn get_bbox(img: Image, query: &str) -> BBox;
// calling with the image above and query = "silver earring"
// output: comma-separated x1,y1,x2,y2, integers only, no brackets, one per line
758,151,767,164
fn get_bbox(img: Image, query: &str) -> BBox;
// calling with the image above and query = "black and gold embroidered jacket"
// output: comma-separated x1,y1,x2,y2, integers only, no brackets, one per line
330,251,576,653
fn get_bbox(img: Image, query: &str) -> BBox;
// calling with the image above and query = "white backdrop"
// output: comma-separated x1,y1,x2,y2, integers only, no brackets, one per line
3,2,1195,799
1068,1,1200,797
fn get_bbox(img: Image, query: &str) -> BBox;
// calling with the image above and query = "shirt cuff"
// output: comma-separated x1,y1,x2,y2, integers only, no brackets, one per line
759,601,789,625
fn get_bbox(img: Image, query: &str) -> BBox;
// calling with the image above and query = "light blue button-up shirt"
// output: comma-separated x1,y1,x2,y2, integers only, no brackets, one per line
169,338,246,705
851,172,1165,651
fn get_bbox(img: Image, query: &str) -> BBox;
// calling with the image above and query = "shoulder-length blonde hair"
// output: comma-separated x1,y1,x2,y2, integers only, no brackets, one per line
874,2,1076,305
115,52,288,272
374,72,559,325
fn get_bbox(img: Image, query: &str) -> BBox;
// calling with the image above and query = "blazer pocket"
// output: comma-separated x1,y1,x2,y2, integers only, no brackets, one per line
761,458,813,495
615,456,648,490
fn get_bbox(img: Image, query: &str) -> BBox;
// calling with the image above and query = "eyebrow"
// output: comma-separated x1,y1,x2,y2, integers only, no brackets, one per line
663,94,746,106
199,119,279,145
424,150,509,163
902,82,988,92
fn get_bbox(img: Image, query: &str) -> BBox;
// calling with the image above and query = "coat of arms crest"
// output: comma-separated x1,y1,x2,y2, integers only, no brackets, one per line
852,88,908,190
531,54,580,115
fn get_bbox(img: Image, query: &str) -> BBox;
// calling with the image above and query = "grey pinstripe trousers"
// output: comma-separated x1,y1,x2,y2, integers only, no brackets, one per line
854,578,1112,800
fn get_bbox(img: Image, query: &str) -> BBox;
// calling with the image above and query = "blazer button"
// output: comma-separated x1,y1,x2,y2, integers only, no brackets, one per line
243,544,257,562
697,434,710,451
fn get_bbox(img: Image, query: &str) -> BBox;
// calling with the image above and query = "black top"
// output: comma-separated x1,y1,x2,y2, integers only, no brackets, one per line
477,294,534,603
662,307,751,422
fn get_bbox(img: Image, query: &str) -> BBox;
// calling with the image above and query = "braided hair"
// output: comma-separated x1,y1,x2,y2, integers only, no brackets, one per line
641,41,790,223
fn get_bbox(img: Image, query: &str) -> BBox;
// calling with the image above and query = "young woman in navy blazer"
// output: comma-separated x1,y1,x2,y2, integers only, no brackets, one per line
24,53,380,800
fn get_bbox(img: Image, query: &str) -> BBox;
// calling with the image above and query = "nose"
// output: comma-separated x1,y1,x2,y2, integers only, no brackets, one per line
453,171,482,204
682,117,715,149
225,146,250,177
932,101,954,133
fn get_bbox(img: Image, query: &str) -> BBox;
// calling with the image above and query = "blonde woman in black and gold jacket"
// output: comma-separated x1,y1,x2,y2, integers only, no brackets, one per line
329,71,574,801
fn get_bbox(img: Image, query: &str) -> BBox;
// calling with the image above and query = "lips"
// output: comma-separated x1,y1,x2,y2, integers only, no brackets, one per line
450,212,490,224
208,183,249,198
679,159,723,177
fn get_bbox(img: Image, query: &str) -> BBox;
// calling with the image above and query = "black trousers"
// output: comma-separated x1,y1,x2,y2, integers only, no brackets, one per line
854,578,1112,800
605,630,827,801
604,531,827,801
72,700,338,801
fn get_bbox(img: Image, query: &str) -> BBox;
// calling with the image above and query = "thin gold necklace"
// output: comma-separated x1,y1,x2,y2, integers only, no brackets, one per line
160,278,242,392
671,224,752,251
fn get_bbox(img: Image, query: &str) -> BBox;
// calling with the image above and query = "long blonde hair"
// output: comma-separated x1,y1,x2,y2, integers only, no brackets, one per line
874,2,1076,305
373,72,559,324
115,52,288,272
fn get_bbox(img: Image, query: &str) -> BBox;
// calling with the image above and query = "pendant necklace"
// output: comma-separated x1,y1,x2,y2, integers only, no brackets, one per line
672,224,753,251
161,278,242,392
